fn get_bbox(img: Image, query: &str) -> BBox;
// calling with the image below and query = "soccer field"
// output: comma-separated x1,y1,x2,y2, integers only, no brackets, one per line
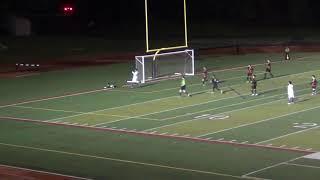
1,52,320,179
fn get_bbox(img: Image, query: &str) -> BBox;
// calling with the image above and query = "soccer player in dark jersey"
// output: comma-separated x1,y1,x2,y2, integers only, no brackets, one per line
285,47,290,61
264,59,274,79
202,67,208,86
251,75,258,96
247,65,254,83
311,75,317,95
211,76,223,94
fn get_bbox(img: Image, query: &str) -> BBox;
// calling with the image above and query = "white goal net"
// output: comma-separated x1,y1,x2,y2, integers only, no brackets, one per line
135,49,194,83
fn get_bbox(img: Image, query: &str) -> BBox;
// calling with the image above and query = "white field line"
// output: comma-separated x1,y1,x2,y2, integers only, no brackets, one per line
0,142,257,180
242,156,304,177
162,85,308,121
45,88,210,123
284,162,320,169
0,164,92,180
197,98,320,138
12,105,160,121
145,90,309,132
90,87,257,127
0,89,109,109
255,126,320,145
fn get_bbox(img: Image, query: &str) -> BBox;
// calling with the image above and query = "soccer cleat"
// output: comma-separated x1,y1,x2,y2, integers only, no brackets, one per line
220,90,223,94
251,94,255,96
255,93,258,96
288,102,291,105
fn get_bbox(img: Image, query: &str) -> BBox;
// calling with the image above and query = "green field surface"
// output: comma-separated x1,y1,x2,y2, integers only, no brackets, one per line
1,52,320,179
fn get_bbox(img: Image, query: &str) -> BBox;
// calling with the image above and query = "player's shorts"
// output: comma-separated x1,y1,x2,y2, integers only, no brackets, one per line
265,68,271,72
251,85,257,89
180,85,186,90
312,85,317,89
247,73,253,76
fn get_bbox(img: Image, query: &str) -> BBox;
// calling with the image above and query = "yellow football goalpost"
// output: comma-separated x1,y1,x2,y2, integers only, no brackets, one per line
144,0,188,53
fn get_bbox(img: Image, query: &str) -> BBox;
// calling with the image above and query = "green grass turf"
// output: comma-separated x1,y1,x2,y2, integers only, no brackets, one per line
0,119,306,180
1,52,320,179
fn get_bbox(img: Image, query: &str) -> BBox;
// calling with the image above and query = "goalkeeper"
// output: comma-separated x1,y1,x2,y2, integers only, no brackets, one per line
179,75,191,97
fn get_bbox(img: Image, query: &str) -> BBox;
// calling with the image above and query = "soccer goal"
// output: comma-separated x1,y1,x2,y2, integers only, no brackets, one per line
135,49,194,83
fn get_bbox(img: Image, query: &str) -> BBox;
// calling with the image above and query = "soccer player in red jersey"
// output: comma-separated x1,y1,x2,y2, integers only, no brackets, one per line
311,75,317,95
247,65,254,83
202,66,208,86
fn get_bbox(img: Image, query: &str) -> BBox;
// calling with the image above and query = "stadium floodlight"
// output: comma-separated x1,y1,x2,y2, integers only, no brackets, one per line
144,0,188,53
135,49,194,83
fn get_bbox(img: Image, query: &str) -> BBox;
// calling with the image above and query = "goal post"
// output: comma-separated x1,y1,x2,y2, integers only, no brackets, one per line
135,49,194,83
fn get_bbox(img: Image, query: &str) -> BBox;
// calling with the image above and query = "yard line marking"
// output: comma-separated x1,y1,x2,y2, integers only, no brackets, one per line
13,105,160,120
284,162,320,169
145,91,309,132
255,126,320,145
92,88,255,126
1,116,316,154
162,84,310,121
196,94,318,138
0,164,92,180
242,156,304,177
0,89,108,109
0,142,256,180
44,88,209,124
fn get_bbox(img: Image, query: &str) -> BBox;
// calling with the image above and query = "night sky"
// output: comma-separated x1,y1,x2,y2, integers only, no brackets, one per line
2,0,320,24
1,0,320,36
